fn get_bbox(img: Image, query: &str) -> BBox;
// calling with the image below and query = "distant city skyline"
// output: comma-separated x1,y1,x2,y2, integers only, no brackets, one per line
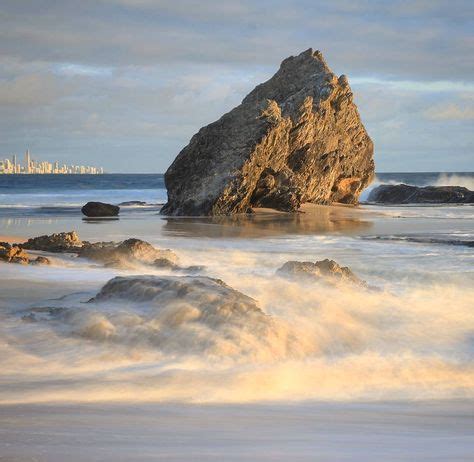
0,149,103,174
0,1,472,173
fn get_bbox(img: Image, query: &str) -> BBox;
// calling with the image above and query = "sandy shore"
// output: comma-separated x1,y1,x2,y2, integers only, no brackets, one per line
1,401,473,461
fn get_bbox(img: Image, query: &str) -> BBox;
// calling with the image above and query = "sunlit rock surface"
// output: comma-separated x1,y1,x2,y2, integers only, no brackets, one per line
162,48,374,216
21,231,82,252
79,238,178,269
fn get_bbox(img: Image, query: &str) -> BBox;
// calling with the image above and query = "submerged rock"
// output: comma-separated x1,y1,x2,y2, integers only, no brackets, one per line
81,275,276,355
162,48,374,216
32,256,51,265
368,184,474,204
90,275,262,319
81,201,120,217
79,238,178,269
277,258,367,287
22,231,83,252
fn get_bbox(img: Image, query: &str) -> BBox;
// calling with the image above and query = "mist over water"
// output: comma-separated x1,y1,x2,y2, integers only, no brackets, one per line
1,226,473,405
0,172,473,407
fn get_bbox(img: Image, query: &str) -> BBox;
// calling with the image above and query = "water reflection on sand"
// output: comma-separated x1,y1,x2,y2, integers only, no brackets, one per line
162,204,373,238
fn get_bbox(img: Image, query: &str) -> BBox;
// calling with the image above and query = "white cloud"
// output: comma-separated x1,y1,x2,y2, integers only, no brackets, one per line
424,103,474,121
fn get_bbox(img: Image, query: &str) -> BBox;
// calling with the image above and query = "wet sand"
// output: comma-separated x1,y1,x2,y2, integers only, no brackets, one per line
1,202,473,461
1,401,473,462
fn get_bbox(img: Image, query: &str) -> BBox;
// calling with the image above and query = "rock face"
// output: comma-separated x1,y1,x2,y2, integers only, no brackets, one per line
81,202,120,217
22,231,83,252
79,238,178,269
161,48,374,216
277,258,367,287
368,184,474,204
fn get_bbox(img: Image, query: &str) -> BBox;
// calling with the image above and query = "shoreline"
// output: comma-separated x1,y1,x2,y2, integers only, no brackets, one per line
1,400,472,461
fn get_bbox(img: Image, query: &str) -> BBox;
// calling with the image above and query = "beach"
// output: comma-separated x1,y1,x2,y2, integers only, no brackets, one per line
0,173,473,461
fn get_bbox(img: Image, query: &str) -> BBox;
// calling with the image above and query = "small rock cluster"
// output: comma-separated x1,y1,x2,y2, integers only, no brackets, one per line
4,231,196,272
22,231,83,252
79,238,179,269
0,242,50,265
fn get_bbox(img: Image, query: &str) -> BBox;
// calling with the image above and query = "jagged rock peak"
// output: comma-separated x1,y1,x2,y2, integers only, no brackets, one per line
161,48,374,216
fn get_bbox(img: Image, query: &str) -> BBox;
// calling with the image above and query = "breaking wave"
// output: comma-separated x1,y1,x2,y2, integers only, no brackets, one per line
434,173,474,190
2,268,473,405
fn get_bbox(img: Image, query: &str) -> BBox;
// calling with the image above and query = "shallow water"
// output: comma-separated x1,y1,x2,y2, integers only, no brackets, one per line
1,203,473,405
1,401,473,461
0,173,473,460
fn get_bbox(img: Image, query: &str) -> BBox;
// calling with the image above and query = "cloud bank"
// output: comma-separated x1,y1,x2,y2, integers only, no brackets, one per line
0,0,472,172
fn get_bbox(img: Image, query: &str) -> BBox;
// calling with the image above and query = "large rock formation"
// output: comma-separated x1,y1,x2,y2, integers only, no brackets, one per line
161,48,374,216
368,184,474,204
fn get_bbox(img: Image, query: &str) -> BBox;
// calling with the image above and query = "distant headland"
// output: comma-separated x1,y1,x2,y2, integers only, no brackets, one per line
0,150,104,175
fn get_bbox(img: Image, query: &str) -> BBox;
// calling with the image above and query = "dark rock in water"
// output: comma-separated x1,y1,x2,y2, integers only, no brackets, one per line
118,201,147,206
81,201,120,217
79,238,178,269
22,231,83,252
32,256,51,265
277,258,367,287
368,184,474,204
161,48,374,216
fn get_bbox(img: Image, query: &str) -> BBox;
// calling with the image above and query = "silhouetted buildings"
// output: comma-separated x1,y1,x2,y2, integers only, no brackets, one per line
0,150,104,174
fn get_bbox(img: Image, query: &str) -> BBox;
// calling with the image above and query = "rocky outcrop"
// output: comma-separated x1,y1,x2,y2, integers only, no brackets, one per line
88,275,268,329
22,231,83,252
42,274,277,355
0,242,50,265
368,184,474,204
81,202,120,217
277,258,367,287
161,48,374,216
19,231,199,272
78,238,178,269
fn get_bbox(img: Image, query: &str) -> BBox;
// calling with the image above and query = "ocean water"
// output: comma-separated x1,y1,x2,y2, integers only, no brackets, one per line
1,171,473,211
0,172,473,461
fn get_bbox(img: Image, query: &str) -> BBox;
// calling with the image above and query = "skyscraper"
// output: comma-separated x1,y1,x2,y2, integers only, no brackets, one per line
25,149,31,173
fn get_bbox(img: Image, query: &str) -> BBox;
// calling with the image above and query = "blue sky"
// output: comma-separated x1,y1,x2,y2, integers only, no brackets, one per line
0,0,473,172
